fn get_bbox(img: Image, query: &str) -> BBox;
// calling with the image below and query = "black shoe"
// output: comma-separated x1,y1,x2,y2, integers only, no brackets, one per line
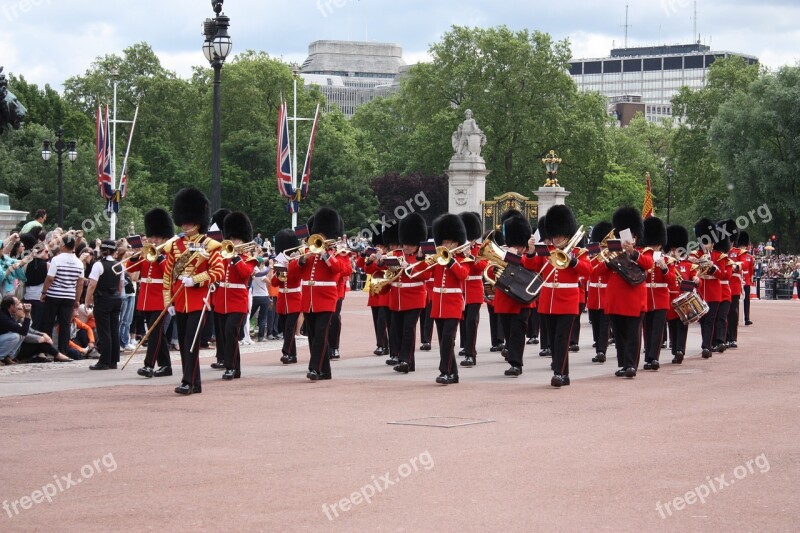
435,373,449,385
175,383,193,395
717,343,727,353
393,362,410,374
625,367,636,378
307,370,323,381
89,363,116,370
489,345,502,352
651,360,660,370
318,373,332,380
592,353,606,363
385,356,399,366
551,374,564,388
331,349,340,360
460,356,475,367
561,375,571,386
137,366,154,378
539,348,552,357
569,344,579,352
284,355,297,364
420,343,431,351
728,341,737,349
615,368,627,377
153,366,173,377
501,349,509,360
222,369,241,380
702,349,712,359
643,361,654,370
526,337,535,345
210,362,225,370
458,348,466,356
672,351,684,364
373,347,384,355
745,320,753,326
504,366,522,377
448,374,459,384
531,337,539,345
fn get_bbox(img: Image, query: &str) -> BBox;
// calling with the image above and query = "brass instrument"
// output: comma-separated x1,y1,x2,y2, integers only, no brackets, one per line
478,232,509,287
404,242,473,279
690,253,715,276
478,231,544,302
597,228,647,286
112,236,179,275
220,240,260,259
549,226,585,270
285,233,337,260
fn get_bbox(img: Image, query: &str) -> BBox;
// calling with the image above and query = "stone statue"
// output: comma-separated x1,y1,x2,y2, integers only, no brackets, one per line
451,109,486,157
0,67,27,134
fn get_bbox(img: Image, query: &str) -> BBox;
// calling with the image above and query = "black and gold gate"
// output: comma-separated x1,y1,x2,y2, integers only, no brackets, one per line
481,192,538,233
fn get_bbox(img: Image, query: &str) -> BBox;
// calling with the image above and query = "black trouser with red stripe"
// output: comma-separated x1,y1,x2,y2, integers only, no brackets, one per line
421,301,433,344
743,286,751,321
435,318,459,376
668,318,688,355
714,300,731,348
699,301,720,350
499,308,531,368
371,306,388,349
395,309,421,369
281,312,299,358
527,307,540,340
726,296,740,342
176,311,203,387
538,311,550,351
213,310,225,364
487,305,503,347
569,304,585,346
643,309,667,363
548,314,577,376
143,310,171,368
388,310,399,357
461,303,481,359
329,298,344,354
218,312,246,373
610,313,643,370
588,309,609,355
305,311,333,376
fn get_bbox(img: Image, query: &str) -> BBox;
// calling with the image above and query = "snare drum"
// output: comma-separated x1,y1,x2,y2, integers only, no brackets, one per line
671,291,709,326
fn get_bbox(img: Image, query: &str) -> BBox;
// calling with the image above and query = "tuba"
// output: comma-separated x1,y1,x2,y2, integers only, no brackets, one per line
478,232,543,304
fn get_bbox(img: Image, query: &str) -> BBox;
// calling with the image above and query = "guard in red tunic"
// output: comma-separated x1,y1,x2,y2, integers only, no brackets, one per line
209,208,231,370
726,224,744,348
380,224,401,365
664,225,696,364
596,207,654,378
213,212,256,380
134,208,175,379
289,207,347,381
641,217,676,371
534,216,552,358
737,231,755,325
420,225,435,352
692,218,730,359
428,214,469,384
587,221,612,364
329,216,351,361
272,229,302,364
162,188,224,395
359,230,390,356
387,213,428,375
458,212,487,368
713,219,736,352
531,205,592,387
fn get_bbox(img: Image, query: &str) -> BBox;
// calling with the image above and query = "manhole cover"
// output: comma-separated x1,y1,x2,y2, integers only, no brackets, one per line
388,416,495,428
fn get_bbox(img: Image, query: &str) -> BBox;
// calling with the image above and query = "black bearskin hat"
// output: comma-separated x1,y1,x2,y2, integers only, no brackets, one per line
460,212,483,242
432,214,467,246
309,207,343,239
665,225,690,253
399,213,428,246
737,230,750,248
544,205,578,240
642,217,667,248
536,217,548,242
503,215,532,248
210,208,231,232
612,207,643,242
144,208,175,239
223,212,253,243
500,208,523,223
173,188,211,234
383,222,399,247
370,227,384,247
274,229,300,254
714,219,735,253
20,233,38,251
694,218,715,240
590,221,612,243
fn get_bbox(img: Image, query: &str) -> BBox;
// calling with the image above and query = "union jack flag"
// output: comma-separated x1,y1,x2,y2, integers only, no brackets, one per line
276,100,294,199
298,104,320,201
96,104,114,202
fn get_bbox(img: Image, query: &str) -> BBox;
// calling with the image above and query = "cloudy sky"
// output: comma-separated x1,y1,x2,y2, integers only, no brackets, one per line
2,0,798,90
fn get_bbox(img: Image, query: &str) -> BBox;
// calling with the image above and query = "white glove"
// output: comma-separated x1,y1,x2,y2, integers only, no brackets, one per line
181,276,196,288
167,306,176,317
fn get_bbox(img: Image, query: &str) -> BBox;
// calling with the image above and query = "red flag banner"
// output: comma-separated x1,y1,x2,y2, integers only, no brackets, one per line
642,171,655,219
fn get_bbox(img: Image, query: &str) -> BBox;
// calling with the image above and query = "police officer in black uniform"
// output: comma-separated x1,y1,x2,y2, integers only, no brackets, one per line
85,240,123,370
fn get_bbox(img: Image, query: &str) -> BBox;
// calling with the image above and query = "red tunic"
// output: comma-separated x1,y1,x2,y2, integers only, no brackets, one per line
666,259,695,321
430,257,470,319
387,253,428,312
531,247,593,315
337,254,353,299
642,249,677,312
694,250,729,303
586,259,607,311
596,249,654,317
727,249,743,297
270,267,302,315
289,252,346,313
461,246,488,306
739,250,755,286
129,254,166,312
162,235,224,314
362,258,390,308
212,255,256,314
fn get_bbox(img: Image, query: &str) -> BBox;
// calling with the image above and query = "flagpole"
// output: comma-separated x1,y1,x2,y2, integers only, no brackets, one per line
110,70,118,240
291,70,298,229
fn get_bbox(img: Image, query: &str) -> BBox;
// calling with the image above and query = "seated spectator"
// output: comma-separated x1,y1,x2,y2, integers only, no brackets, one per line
0,294,71,363
60,309,98,360
20,209,47,235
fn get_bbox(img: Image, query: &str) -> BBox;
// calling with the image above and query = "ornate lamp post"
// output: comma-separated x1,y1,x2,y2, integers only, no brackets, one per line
202,0,233,212
41,128,77,228
666,166,674,224
541,150,561,187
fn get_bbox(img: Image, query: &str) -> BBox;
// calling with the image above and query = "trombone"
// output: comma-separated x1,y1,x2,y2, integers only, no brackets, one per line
283,234,337,259
549,226,585,270
112,236,177,275
220,240,260,259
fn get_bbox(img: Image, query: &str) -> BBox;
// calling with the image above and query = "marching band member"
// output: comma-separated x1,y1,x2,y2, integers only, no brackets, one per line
713,219,736,352
458,212,487,368
597,207,654,378
289,207,347,381
641,217,676,371
134,208,175,378
272,229,302,364
726,224,743,348
667,225,699,364
359,230,390,356
532,205,592,387
486,230,505,354
329,215,350,361
429,214,469,384
209,208,231,370
535,217,552,359
388,213,428,374
492,214,533,378
587,221,612,363
692,218,730,359
163,188,224,395
213,212,256,380
737,231,755,326
419,225,435,352
380,224,400,366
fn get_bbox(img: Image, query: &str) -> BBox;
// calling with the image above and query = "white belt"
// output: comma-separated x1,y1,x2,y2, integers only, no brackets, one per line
543,282,579,289
302,280,337,287
588,282,607,288
391,282,424,288
433,287,463,294
646,283,668,288
720,281,729,285
279,287,301,294
142,278,163,284
466,276,483,281
220,283,247,289
699,275,716,280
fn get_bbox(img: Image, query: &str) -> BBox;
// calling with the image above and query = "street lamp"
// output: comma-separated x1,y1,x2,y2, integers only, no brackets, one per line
541,149,561,187
666,166,674,224
202,0,232,212
41,128,77,228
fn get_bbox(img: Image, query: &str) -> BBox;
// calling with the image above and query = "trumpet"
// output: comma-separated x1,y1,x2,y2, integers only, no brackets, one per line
285,234,337,259
112,236,179,275
549,226,585,270
220,240,260,259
